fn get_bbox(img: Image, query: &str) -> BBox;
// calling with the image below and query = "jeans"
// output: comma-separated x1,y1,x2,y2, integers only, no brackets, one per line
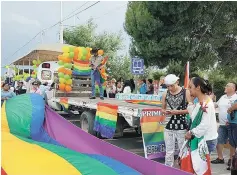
228,123,237,148
206,139,217,154
164,129,186,167
91,70,103,98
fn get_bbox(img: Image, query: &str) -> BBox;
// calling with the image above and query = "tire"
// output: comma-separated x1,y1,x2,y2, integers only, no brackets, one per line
135,127,142,136
80,111,96,136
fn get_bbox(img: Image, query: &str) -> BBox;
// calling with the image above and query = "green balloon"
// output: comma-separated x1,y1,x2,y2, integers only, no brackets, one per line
58,72,64,78
64,63,69,68
37,59,41,64
69,52,74,58
33,60,37,65
33,65,37,68
67,63,72,69
64,74,71,80
69,47,74,52
81,55,86,60
58,60,64,66
59,78,65,84
82,48,88,55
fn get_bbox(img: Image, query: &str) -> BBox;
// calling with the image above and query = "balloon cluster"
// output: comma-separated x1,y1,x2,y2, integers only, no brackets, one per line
13,73,31,81
57,46,74,92
31,59,41,79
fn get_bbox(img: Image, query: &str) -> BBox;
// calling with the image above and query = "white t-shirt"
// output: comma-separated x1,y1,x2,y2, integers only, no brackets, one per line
217,94,237,125
188,99,218,141
123,86,131,94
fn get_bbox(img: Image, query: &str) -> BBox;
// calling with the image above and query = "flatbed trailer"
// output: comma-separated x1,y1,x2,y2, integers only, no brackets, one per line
49,93,164,138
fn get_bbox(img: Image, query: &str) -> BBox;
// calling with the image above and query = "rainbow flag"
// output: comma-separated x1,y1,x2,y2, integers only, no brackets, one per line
140,109,179,159
1,94,140,175
126,100,162,107
94,102,118,139
59,97,69,109
73,59,91,76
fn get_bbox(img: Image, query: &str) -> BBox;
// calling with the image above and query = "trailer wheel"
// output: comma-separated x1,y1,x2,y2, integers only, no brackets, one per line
80,111,96,136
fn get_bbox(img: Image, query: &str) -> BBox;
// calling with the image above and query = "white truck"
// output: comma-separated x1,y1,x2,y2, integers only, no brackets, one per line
40,61,166,138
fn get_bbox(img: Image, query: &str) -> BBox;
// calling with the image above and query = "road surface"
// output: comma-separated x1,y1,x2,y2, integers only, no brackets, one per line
106,129,231,175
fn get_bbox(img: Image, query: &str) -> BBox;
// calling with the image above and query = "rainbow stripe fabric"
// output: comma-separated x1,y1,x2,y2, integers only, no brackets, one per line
126,100,162,107
140,109,166,159
73,59,91,76
59,97,69,109
1,94,141,175
93,102,118,139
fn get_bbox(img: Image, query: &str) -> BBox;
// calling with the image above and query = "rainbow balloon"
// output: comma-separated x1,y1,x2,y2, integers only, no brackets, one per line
1,94,189,175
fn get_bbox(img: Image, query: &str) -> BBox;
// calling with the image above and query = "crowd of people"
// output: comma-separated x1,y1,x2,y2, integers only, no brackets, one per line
160,74,237,173
2,70,237,173
1,78,51,106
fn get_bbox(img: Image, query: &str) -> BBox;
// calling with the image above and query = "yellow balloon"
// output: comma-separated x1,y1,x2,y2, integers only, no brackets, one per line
65,79,72,85
63,52,69,58
62,46,69,53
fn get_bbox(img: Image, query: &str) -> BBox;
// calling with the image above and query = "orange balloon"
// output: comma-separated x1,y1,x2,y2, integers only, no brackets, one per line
64,57,72,63
65,69,72,75
58,55,64,61
58,67,66,73
98,50,104,55
59,83,66,91
65,85,72,92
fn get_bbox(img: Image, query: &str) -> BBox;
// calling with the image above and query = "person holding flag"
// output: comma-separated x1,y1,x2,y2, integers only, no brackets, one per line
89,48,108,100
180,77,217,175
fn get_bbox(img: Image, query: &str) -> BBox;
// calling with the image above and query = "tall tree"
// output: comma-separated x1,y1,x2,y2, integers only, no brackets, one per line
124,1,237,74
63,19,123,59
63,20,134,80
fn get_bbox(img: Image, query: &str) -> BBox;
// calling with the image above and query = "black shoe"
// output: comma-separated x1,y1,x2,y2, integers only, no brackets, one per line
227,166,231,171
100,97,104,100
211,158,225,164
89,97,96,99
228,159,231,166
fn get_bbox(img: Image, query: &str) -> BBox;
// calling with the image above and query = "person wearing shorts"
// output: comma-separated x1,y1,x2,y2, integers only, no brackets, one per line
227,96,237,170
212,83,237,168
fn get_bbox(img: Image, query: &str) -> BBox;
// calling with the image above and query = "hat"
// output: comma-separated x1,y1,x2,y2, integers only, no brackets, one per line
164,74,179,85
32,81,39,85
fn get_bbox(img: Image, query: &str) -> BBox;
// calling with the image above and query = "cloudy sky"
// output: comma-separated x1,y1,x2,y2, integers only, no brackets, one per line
1,1,130,73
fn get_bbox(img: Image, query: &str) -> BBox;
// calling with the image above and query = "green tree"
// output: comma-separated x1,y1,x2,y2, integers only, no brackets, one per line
124,1,237,75
107,55,133,80
63,19,123,59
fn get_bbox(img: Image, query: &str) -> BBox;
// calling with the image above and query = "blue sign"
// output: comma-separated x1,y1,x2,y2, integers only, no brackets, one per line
131,57,144,75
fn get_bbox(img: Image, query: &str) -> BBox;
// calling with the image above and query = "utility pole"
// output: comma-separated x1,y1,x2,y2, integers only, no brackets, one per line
59,1,64,44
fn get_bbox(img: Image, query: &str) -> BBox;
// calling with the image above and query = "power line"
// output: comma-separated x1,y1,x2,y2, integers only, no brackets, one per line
63,3,127,29
5,1,100,63
64,1,90,19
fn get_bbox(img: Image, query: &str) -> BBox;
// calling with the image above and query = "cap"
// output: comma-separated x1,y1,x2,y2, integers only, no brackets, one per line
164,74,179,85
32,81,39,85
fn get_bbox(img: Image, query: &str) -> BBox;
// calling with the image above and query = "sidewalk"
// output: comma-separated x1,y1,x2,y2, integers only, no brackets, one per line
211,148,231,175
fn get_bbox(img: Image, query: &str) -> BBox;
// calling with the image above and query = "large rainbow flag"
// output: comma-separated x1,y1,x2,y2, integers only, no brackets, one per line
94,102,118,139
1,94,190,175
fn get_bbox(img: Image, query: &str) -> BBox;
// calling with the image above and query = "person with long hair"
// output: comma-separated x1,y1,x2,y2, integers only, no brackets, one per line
122,80,132,94
184,77,218,174
161,74,191,167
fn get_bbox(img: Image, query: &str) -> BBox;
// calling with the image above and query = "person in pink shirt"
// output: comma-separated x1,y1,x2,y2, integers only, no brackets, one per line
30,81,42,95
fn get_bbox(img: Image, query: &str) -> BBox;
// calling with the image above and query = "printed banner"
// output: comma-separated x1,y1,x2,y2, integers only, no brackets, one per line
140,108,178,160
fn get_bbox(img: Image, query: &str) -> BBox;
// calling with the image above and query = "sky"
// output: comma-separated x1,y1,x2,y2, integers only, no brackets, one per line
1,1,130,74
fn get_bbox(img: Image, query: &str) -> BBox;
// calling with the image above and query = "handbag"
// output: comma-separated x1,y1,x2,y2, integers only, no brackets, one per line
231,149,237,174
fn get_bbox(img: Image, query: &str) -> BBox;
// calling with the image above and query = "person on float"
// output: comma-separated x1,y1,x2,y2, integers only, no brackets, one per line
89,48,105,100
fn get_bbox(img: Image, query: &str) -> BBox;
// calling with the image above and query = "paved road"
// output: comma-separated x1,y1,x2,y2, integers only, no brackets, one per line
106,129,231,175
